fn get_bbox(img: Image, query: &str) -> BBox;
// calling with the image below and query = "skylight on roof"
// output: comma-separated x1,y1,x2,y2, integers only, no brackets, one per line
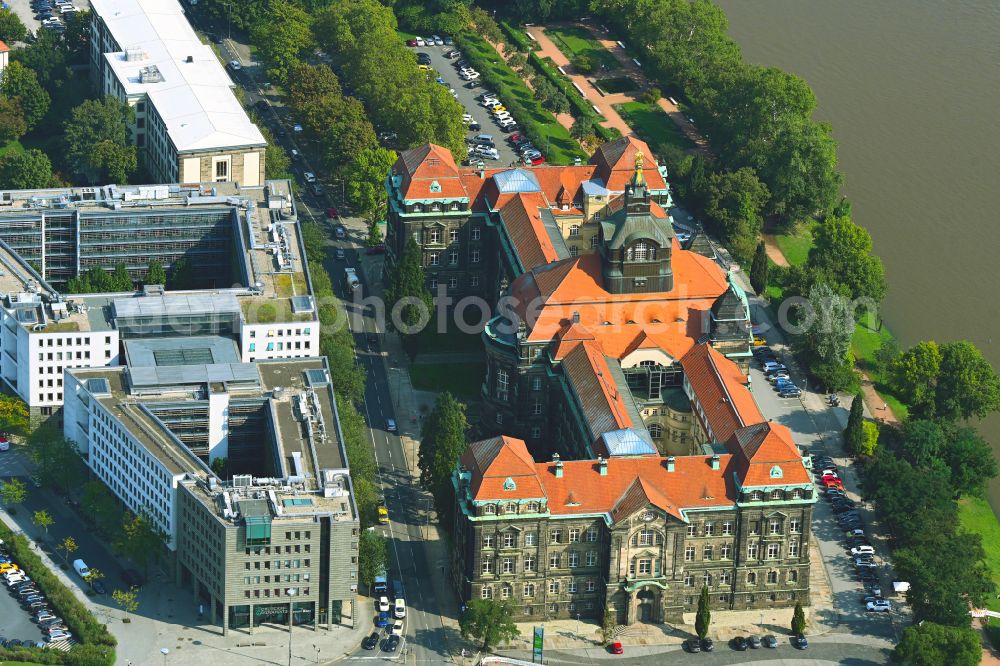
494,168,541,194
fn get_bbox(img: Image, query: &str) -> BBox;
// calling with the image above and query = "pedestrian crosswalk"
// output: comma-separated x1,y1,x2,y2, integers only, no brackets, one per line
46,636,77,651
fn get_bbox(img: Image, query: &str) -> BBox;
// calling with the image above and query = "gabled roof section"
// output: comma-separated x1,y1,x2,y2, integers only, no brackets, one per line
680,343,762,444
497,193,566,271
560,341,637,440
589,135,667,192
460,435,545,500
728,422,811,487
395,144,466,201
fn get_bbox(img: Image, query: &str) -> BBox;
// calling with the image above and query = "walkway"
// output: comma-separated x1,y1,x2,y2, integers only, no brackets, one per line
762,234,791,267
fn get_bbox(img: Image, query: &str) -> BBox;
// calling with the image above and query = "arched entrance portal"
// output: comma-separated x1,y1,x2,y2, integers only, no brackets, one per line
632,586,662,624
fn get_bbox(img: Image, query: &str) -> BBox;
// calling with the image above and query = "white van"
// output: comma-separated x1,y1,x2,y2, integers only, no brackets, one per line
72,559,90,578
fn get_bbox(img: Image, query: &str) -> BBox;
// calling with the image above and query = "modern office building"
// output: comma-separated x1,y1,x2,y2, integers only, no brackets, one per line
64,356,360,632
0,180,318,415
89,0,266,184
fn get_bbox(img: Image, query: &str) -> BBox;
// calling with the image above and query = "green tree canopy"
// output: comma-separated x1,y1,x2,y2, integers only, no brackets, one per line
859,420,879,457
111,263,133,292
570,115,595,143
703,167,770,263
385,238,432,335
0,9,27,43
26,423,85,494
114,511,167,575
695,585,711,639
0,95,26,144
749,241,768,295
145,260,166,286
343,146,397,219
790,601,806,635
0,477,26,507
0,149,53,190
419,392,468,527
250,0,314,83
460,598,520,651
935,340,1000,422
287,62,342,111
940,425,998,498
64,96,137,183
891,622,981,666
844,392,864,455
807,213,886,301
0,61,50,129
799,281,854,366
358,529,388,588
889,341,941,418
0,393,29,436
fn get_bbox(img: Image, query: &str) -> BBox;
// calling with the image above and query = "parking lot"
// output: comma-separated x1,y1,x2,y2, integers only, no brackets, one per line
9,0,91,33
0,577,45,647
410,41,519,166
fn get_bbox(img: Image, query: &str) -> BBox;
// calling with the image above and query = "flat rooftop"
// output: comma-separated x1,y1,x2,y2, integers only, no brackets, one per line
91,0,266,153
0,180,313,331
69,357,353,522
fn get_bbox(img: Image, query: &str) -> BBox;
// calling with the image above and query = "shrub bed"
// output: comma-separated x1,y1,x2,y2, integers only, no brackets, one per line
528,53,619,143
0,524,116,665
499,21,533,53
452,32,586,165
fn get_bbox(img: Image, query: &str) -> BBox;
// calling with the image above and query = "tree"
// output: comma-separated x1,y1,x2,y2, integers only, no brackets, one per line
0,149,53,189
114,511,167,575
935,340,1000,422
210,456,228,479
892,622,980,666
863,453,958,549
249,0,314,83
112,587,140,621
790,601,806,635
320,333,366,404
0,96,26,144
571,53,594,74
0,9,27,43
0,478,26,511
749,241,768,295
168,257,195,290
807,213,886,301
844,393,864,455
889,341,941,418
145,260,166,286
358,529,388,588
343,146,397,218
111,263,133,292
859,420,879,457
0,393,28,436
385,238,432,336
703,167,770,263
798,282,855,391
900,419,945,466
58,536,78,566
570,115,595,143
694,585,711,639
459,599,520,651
286,62,341,112
419,392,468,526
507,51,528,72
470,7,502,45
26,423,85,494
82,480,120,536
367,222,384,248
83,567,104,592
0,61,49,129
64,96,137,183
601,604,616,645
545,91,570,116
941,425,998,498
33,509,54,535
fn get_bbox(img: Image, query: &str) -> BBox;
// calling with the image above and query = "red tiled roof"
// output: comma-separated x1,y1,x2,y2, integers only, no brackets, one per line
589,135,667,192
560,340,636,435
464,436,739,513
394,144,467,201
0,41,9,54
498,192,562,269
680,344,763,444
728,422,811,487
460,435,546,500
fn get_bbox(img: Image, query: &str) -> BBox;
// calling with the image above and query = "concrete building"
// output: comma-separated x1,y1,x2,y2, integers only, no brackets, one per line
0,180,318,415
64,357,360,632
89,0,266,184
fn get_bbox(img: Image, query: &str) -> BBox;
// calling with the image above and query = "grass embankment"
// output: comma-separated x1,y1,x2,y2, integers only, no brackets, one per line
453,32,586,165
409,362,486,399
546,25,618,71
614,101,692,154
959,496,1000,613
773,223,815,266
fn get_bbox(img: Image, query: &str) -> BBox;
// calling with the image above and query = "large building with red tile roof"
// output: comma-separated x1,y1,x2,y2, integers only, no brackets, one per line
451,425,815,624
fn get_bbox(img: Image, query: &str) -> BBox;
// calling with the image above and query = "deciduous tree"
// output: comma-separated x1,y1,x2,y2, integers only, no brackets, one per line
941,425,998,498
358,529,388,588
859,420,879,457
419,392,468,527
703,167,769,263
343,146,397,219
799,282,854,382
460,599,520,651
112,587,140,621
64,96,137,183
0,9,27,43
0,478,26,510
0,61,50,129
83,567,104,592
935,340,1000,422
114,511,167,575
33,509,54,535
892,622,981,666
0,149,53,190
807,213,886,301
0,96,26,144
111,263,133,292
58,536,78,566
0,393,28,436
144,260,166,286
889,341,941,418
26,423,86,494
570,115,595,143
385,238,432,336
249,0,313,83
82,480,120,536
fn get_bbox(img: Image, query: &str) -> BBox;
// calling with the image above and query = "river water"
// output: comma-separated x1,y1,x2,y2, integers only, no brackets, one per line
715,0,1000,514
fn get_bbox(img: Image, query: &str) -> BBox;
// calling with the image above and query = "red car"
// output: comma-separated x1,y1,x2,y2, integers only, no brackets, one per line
610,641,624,655
405,39,418,47
325,207,339,219
366,244,386,256
507,133,525,144
528,154,546,166
821,477,844,488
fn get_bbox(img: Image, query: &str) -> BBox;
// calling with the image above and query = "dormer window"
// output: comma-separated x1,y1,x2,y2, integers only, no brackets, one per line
413,203,423,212
483,504,496,515
750,491,764,501
569,224,580,237
430,180,442,193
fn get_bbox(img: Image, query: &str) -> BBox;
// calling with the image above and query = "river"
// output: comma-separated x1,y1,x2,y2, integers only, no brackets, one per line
715,0,1000,515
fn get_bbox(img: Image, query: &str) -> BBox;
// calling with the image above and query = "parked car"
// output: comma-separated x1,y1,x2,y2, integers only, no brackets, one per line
732,636,748,651
378,596,390,612
384,634,400,652
749,635,761,649
793,634,808,649
386,418,397,433
414,37,425,46
46,631,71,642
390,620,404,636
375,611,389,627
446,49,460,58
302,172,316,183
609,641,624,654
684,638,701,653
778,388,802,398
405,39,417,47
851,545,875,556
866,600,891,612
700,638,714,651
362,632,379,649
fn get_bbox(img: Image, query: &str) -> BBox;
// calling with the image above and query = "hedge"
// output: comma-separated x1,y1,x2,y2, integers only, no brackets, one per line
499,21,533,53
452,32,587,165
0,523,116,665
528,53,621,143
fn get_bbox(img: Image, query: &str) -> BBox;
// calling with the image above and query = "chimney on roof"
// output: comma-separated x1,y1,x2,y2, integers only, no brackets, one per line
666,456,675,472
478,161,486,179
710,454,720,470
598,456,608,476
186,55,194,63
571,311,580,324
553,453,563,478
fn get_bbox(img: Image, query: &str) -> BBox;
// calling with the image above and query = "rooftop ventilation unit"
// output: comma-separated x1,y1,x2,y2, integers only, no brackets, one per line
139,65,164,84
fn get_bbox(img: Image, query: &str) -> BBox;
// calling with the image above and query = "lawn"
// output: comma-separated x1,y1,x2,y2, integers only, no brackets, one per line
547,25,619,71
410,361,486,399
959,495,1000,612
396,29,419,42
614,101,693,154
0,139,24,157
413,316,485,355
595,76,637,94
773,223,815,266
851,311,909,420
454,32,586,165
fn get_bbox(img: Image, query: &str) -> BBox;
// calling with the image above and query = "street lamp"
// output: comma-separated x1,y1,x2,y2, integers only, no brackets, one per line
160,647,169,666
286,588,298,666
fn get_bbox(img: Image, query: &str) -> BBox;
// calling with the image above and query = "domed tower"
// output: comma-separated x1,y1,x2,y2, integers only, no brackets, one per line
599,152,675,294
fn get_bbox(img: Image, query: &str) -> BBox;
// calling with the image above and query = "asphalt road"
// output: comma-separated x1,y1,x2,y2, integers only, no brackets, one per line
412,42,520,166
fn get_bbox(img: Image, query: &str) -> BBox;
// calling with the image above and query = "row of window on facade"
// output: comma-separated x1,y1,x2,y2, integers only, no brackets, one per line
427,249,481,266
248,341,310,353
243,587,311,599
418,227,480,244
481,579,599,599
244,558,311,570
481,550,602,575
481,526,600,544
428,275,480,290
247,328,312,338
37,335,113,347
408,201,465,214
681,518,804,538
677,539,802,563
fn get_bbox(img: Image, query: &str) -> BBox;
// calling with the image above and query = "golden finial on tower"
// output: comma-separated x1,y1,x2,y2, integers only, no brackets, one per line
633,150,645,186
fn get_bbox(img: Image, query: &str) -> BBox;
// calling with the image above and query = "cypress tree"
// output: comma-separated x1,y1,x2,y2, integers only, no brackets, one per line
845,393,865,455
695,585,711,639
386,237,432,335
749,241,769,295
791,601,806,635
